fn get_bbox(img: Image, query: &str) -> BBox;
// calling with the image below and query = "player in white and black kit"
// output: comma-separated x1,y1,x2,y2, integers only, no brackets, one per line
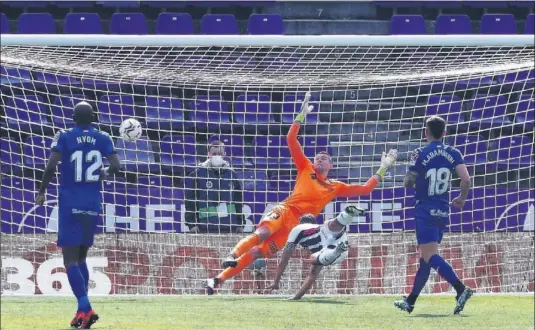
266,205,363,300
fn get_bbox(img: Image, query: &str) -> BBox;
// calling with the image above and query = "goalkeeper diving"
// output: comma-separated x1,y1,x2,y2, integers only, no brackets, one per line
267,205,364,300
204,92,398,294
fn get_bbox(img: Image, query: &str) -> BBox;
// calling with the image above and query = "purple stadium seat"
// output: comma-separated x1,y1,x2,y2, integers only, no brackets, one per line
496,69,534,90
282,94,319,124
81,78,123,92
389,15,426,35
480,14,517,34
23,136,54,167
200,14,239,35
299,136,330,158
514,93,534,131
234,94,275,127
435,15,472,34
145,96,184,130
189,95,232,132
34,72,81,91
51,94,87,128
5,95,51,132
2,176,36,191
236,170,268,191
102,176,127,191
526,14,534,34
64,13,103,34
156,13,194,34
1,139,22,173
160,134,198,170
253,135,292,169
115,138,159,173
18,13,56,34
269,174,296,191
1,13,8,34
98,1,140,7
0,66,33,89
426,95,463,124
209,134,252,167
110,13,148,35
465,1,508,7
137,175,173,188
448,134,488,164
260,56,302,71
468,95,511,129
219,56,258,69
493,136,533,169
98,94,136,125
247,14,284,35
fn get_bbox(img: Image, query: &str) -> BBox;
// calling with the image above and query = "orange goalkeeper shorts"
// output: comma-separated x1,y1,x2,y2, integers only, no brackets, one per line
257,204,301,258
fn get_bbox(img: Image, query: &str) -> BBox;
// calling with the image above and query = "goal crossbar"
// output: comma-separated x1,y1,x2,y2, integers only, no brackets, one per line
2,34,534,47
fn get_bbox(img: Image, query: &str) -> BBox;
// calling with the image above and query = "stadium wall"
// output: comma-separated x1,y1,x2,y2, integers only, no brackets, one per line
1,232,533,296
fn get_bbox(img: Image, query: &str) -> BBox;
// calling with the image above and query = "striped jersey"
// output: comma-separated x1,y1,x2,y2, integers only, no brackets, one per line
286,222,348,253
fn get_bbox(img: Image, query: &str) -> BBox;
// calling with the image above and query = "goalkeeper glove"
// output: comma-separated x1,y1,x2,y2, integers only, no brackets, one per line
376,149,398,179
294,92,315,123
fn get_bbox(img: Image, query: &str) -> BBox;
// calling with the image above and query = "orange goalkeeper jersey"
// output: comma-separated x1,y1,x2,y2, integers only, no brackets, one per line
281,122,379,217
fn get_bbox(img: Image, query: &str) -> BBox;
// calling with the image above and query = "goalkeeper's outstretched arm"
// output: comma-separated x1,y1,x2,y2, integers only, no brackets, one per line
286,92,315,171
336,149,398,198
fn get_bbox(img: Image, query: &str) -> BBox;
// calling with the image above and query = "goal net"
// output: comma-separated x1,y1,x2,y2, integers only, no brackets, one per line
1,35,533,296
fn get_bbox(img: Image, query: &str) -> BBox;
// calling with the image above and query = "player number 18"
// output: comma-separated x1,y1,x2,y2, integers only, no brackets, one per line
426,167,450,196
71,150,103,182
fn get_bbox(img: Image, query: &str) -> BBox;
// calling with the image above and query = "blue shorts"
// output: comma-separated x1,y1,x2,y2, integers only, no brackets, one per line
414,204,449,245
57,209,98,247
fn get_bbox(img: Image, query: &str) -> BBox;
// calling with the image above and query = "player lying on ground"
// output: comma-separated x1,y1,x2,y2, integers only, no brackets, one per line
36,102,121,329
266,205,364,300
394,115,473,315
204,92,398,294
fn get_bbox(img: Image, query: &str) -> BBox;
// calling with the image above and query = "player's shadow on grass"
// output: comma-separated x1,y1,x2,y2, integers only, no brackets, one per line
261,297,347,304
307,299,347,305
413,313,468,318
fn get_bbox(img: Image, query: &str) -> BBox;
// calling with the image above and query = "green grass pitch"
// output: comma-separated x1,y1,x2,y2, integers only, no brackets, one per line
1,295,533,330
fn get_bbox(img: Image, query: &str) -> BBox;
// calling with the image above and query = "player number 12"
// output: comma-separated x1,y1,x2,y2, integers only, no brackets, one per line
426,167,450,196
71,150,103,182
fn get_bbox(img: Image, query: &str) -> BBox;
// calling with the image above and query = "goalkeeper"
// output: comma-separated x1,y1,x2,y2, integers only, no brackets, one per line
204,92,398,294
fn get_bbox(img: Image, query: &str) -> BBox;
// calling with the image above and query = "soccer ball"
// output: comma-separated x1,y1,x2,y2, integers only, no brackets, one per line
119,118,142,142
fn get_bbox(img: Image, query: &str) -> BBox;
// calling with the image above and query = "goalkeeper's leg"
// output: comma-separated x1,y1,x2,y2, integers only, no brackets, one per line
205,228,289,295
222,207,286,268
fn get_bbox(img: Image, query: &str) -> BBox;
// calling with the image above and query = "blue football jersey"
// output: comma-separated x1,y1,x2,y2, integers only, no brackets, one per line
409,141,464,206
51,126,115,213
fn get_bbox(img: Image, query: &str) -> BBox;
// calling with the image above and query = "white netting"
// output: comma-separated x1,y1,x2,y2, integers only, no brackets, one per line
1,36,534,295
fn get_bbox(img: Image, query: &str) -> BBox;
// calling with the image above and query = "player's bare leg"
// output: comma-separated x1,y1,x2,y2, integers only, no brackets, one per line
221,226,271,268
290,241,349,300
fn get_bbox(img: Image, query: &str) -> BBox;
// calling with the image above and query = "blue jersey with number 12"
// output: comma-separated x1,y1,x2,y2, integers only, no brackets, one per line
409,141,464,207
51,126,115,213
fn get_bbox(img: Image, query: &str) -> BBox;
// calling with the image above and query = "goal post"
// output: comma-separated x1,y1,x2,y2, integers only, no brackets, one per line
1,34,533,296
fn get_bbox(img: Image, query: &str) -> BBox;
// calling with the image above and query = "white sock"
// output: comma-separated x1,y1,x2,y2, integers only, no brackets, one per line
336,211,351,224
